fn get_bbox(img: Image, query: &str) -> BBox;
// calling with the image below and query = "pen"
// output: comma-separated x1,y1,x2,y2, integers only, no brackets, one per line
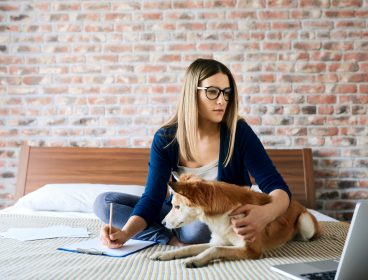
109,202,113,236
76,248,104,255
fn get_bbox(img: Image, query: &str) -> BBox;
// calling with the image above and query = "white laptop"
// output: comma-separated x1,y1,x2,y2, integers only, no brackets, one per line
271,201,368,280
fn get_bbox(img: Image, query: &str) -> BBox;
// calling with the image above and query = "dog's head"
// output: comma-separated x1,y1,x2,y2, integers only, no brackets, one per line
161,175,206,229
162,177,230,228
162,188,202,229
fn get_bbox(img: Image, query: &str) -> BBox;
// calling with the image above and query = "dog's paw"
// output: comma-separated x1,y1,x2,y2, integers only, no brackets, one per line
150,252,176,261
150,252,165,261
183,257,207,268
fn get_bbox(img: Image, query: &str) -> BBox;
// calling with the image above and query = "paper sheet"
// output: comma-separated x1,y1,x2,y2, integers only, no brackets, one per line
0,225,90,241
58,238,156,257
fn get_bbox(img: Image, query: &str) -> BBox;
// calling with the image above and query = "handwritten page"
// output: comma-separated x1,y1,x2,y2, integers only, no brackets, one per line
58,238,156,257
0,225,89,241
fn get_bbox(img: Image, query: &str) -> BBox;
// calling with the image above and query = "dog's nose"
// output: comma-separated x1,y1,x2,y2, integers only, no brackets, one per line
162,221,166,226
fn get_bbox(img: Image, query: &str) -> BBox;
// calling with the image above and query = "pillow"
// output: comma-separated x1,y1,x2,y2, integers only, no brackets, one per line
14,184,145,213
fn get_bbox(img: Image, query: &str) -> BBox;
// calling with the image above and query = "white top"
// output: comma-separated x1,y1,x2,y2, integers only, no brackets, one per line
172,160,218,181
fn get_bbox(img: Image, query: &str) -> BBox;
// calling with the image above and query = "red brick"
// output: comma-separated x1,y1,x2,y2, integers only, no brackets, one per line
296,62,326,73
359,85,368,93
336,20,365,28
165,11,196,20
330,84,357,94
238,0,265,8
275,95,305,104
358,116,368,125
248,74,276,83
105,13,132,21
143,1,171,9
317,74,339,83
294,137,325,146
271,22,300,30
115,23,143,32
228,11,256,19
332,0,363,7
293,42,321,50
276,127,307,136
307,95,337,104
303,21,334,29
295,84,325,94
244,116,261,125
263,42,290,50
172,1,203,8
323,42,353,51
204,0,236,7
328,62,359,72
324,10,355,18
0,4,20,11
300,0,330,7
345,73,368,83
259,11,288,19
280,74,315,83
84,24,112,32
309,127,338,136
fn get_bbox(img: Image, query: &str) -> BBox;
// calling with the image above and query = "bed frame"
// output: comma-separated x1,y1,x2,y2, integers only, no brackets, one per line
16,146,315,208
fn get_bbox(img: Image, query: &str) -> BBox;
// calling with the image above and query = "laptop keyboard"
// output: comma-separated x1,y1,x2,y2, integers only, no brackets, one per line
301,270,336,280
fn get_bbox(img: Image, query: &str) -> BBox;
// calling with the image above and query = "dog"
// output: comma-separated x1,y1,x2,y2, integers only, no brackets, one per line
150,174,321,268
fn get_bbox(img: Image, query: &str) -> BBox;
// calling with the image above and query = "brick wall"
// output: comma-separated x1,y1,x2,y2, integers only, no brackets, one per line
0,0,367,221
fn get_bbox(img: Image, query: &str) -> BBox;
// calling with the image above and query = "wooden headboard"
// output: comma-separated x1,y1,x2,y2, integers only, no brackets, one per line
16,146,315,208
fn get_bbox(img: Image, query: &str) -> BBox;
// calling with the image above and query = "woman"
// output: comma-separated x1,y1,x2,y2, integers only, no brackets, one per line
93,58,291,248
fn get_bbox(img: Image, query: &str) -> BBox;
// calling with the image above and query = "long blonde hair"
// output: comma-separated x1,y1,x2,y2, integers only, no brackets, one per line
164,59,239,166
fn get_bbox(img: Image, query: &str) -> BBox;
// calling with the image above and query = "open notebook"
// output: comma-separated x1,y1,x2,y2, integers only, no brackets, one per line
58,238,156,257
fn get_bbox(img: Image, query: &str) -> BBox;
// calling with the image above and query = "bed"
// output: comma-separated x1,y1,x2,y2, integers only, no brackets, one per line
0,145,347,280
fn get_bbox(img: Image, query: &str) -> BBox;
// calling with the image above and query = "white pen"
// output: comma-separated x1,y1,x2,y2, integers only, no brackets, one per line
109,203,113,236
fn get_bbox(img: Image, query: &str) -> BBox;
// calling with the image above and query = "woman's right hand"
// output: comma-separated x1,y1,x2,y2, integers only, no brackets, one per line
100,225,129,248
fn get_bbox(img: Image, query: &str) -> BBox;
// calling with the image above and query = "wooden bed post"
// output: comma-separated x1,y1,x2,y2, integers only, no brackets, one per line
15,145,30,200
302,148,316,209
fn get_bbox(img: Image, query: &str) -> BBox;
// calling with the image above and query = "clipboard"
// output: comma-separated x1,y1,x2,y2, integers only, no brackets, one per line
58,238,156,258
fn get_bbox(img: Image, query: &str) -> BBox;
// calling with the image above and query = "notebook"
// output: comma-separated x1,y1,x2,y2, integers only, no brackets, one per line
58,238,156,257
271,201,368,280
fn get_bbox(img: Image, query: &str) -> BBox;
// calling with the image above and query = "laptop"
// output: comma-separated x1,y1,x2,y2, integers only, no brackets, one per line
271,201,368,280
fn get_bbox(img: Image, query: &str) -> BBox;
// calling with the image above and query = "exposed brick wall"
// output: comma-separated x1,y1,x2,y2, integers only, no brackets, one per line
1,0,367,221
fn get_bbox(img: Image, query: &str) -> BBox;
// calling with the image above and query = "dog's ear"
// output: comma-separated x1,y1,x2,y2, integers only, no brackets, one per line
167,181,192,196
167,181,181,194
167,181,202,199
168,180,212,202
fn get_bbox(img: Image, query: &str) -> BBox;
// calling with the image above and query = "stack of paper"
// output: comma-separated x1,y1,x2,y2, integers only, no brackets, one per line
0,225,90,241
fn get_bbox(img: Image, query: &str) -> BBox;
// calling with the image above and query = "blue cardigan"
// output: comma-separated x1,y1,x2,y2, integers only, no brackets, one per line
132,119,291,225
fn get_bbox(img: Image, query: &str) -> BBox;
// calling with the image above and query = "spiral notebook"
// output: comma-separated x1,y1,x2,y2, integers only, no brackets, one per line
58,238,156,257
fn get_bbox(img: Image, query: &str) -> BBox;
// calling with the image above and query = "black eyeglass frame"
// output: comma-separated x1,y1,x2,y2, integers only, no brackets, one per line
197,86,232,101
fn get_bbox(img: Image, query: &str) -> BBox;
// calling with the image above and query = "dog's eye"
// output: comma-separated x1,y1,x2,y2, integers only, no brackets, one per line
174,205,180,209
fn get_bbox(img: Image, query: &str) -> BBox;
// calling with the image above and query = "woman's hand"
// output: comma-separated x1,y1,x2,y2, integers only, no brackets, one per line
100,225,128,249
229,204,273,242
229,190,290,242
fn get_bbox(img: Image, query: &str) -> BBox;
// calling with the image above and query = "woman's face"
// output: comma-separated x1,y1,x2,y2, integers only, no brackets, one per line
197,72,230,125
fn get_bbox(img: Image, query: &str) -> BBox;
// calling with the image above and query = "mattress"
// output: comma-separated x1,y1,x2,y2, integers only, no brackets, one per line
0,212,348,280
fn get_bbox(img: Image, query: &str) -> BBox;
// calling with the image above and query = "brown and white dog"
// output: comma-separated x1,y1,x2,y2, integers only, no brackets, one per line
150,174,321,268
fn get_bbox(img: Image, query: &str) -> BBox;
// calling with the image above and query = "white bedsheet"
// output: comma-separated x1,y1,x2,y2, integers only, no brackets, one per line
0,206,337,222
0,206,98,219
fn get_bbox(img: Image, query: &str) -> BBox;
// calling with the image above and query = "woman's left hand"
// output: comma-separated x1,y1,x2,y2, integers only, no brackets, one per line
229,204,272,242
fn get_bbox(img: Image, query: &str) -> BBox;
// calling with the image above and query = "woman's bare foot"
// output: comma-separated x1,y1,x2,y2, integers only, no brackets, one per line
168,236,184,246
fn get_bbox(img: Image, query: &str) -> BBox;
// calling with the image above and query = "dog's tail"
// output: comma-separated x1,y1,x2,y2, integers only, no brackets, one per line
295,210,322,241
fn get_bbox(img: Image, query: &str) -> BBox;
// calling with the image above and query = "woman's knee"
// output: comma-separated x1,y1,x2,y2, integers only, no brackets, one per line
93,192,140,224
93,192,111,222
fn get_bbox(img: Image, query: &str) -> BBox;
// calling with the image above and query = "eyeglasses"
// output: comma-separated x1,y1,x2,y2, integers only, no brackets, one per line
197,86,232,101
